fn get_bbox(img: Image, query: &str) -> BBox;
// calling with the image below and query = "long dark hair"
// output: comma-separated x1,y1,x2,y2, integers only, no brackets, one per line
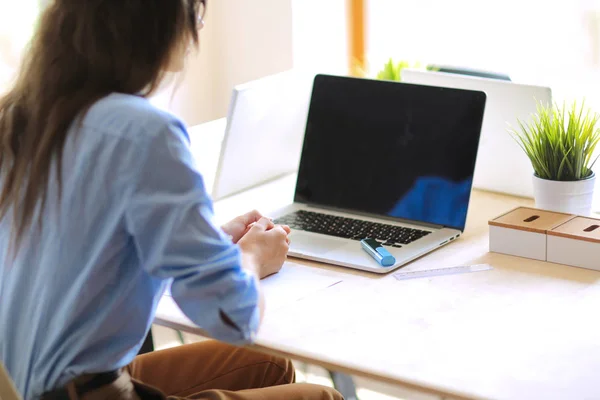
0,0,205,252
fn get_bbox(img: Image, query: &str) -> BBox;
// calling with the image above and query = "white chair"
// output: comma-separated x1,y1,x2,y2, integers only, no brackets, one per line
0,362,22,400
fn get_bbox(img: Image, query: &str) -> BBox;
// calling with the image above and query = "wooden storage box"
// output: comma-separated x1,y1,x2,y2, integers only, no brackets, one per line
547,217,600,271
489,207,575,261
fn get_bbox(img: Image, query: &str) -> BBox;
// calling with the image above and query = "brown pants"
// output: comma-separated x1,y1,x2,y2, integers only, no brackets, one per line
76,340,343,400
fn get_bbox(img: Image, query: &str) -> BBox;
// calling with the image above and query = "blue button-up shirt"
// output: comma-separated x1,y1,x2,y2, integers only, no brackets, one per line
0,93,260,399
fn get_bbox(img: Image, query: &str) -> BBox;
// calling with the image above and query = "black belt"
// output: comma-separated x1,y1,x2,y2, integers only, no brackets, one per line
41,369,122,400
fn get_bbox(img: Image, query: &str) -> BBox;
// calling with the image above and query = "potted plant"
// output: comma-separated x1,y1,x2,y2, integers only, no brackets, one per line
509,100,600,215
374,58,432,82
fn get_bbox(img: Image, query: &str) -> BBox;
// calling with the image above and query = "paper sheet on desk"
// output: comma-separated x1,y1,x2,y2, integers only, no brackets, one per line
164,262,342,312
259,262,343,312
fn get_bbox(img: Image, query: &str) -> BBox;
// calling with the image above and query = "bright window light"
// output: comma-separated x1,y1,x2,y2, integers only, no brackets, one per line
0,0,40,92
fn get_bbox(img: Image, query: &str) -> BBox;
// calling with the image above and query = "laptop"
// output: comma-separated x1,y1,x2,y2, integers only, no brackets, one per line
402,68,552,198
212,70,313,200
272,74,487,274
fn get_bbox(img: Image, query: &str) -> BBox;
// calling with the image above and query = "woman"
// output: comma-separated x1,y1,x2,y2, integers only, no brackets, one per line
0,1,343,399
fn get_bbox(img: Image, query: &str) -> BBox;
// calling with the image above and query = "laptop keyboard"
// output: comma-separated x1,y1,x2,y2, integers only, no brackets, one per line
273,210,431,248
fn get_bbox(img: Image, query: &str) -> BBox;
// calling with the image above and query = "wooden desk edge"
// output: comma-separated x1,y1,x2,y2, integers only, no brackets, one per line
251,343,487,400
154,317,487,400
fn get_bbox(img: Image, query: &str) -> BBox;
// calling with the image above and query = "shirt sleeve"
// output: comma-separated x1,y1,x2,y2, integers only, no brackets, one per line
124,118,260,344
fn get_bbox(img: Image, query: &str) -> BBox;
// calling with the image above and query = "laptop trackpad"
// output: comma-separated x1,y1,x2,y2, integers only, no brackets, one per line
290,233,346,255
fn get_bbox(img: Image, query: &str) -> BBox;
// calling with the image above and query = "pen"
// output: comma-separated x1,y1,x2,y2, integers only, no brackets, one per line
361,238,396,267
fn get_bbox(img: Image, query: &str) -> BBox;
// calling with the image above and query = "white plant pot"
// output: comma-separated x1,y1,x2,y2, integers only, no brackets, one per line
532,174,596,216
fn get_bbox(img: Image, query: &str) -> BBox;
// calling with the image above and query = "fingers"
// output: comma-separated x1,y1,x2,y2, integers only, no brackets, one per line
277,225,291,245
271,225,290,238
271,225,291,249
252,217,275,232
241,210,263,226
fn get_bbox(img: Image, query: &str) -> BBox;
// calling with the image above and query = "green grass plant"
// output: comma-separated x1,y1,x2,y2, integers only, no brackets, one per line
509,100,600,181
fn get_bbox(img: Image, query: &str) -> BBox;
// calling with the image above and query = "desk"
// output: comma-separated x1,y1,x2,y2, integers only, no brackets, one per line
156,122,600,400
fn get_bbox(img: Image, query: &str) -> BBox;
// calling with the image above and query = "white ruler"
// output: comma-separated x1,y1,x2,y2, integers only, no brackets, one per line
393,264,493,281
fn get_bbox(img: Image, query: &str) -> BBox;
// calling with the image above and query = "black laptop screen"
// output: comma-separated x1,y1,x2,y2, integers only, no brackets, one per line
294,74,486,231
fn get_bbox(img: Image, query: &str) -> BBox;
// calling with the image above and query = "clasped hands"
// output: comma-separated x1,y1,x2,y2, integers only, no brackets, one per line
221,210,291,278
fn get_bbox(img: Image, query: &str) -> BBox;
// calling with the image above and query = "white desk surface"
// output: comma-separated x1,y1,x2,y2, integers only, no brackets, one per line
156,121,600,400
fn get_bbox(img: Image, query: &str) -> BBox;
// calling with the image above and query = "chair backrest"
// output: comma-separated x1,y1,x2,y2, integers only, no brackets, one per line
0,362,22,400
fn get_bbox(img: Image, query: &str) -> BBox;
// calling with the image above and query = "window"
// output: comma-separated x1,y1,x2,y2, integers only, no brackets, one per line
291,0,348,75
0,0,40,93
293,0,600,108
366,0,600,107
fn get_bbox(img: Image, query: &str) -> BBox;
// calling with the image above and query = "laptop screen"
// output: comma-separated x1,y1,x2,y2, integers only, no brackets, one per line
294,74,486,231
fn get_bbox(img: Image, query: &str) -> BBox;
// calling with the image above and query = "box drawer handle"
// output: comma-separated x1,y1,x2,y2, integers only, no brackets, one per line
523,215,540,223
584,225,599,233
